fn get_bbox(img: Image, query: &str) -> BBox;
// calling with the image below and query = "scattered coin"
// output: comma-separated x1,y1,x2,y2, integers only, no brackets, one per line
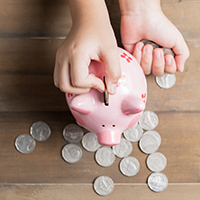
63,124,84,143
93,176,114,196
123,123,143,142
148,172,168,192
147,152,167,172
15,134,36,154
120,156,140,177
139,132,160,154
112,138,133,158
62,143,82,163
82,132,101,152
144,131,161,146
156,73,176,89
95,146,115,167
30,121,51,142
139,111,159,131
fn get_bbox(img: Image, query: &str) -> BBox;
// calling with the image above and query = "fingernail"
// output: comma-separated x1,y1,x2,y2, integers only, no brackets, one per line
166,56,172,65
145,46,152,55
110,84,116,95
154,50,161,59
137,42,144,51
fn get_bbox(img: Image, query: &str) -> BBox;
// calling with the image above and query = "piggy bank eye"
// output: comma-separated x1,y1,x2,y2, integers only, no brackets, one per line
112,125,115,127
102,125,105,127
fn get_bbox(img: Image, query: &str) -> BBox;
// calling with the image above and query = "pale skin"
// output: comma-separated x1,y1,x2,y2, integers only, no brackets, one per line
54,0,189,94
54,0,121,95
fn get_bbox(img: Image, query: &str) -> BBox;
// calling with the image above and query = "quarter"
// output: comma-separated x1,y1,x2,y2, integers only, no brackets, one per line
63,124,83,143
93,176,114,196
156,73,176,89
15,134,36,154
81,132,101,152
30,121,51,141
120,156,140,177
62,143,82,163
95,146,115,167
148,172,168,192
147,152,167,172
112,138,132,158
139,111,159,131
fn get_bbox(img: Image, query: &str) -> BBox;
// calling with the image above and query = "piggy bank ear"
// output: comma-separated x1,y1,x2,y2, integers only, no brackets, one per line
122,95,145,115
70,95,94,115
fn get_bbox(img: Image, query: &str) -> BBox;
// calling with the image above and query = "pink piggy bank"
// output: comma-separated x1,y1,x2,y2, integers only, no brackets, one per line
66,48,147,146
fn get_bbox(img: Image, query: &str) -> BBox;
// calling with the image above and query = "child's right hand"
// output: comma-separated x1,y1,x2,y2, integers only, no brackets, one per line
54,0,121,95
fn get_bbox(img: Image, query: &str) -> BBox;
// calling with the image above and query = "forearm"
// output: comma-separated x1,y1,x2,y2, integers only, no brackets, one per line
119,0,161,15
68,0,110,25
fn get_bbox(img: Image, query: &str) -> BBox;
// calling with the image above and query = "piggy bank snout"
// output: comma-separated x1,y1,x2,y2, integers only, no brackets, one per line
96,130,121,146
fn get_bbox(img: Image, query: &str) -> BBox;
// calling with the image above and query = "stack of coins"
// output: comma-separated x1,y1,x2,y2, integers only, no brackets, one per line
15,121,51,154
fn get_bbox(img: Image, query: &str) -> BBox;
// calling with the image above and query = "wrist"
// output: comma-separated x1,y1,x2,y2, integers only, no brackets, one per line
119,0,161,16
69,0,110,25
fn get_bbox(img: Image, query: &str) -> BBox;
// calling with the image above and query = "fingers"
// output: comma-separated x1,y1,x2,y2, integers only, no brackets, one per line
70,54,105,92
54,60,91,94
141,44,153,75
101,47,122,95
132,42,178,76
132,42,144,64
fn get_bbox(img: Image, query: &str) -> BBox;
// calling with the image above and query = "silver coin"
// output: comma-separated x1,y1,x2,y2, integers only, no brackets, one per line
156,73,176,89
63,124,84,143
81,132,101,152
123,123,143,142
95,146,115,167
139,133,160,154
15,134,36,154
30,121,51,141
139,111,159,130
93,176,114,196
120,156,140,177
148,172,168,192
112,138,133,158
62,144,82,163
144,131,161,146
147,152,167,172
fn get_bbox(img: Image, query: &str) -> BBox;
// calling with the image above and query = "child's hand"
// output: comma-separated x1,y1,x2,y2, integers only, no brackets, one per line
119,0,190,76
54,0,121,94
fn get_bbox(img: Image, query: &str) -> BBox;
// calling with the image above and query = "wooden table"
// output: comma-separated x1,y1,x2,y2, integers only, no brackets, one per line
0,0,200,199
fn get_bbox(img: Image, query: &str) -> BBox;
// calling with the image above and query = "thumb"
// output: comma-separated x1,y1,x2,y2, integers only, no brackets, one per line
101,47,122,95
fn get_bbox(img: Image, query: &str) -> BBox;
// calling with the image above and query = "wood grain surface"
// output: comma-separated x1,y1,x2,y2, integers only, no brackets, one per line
0,0,199,199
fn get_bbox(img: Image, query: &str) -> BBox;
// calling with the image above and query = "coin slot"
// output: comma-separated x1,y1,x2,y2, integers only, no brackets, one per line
103,76,109,106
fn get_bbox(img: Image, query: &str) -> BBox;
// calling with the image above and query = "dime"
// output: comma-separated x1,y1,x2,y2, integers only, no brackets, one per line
139,111,159,130
148,172,168,192
93,176,114,196
62,144,82,163
63,124,84,143
112,138,133,158
15,134,36,154
95,146,115,167
139,133,160,154
30,121,51,141
156,73,176,89
120,156,140,177
147,152,167,172
81,132,101,152
144,131,161,146
123,123,143,142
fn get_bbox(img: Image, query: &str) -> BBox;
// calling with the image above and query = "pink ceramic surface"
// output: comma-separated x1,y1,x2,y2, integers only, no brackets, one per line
66,48,147,146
